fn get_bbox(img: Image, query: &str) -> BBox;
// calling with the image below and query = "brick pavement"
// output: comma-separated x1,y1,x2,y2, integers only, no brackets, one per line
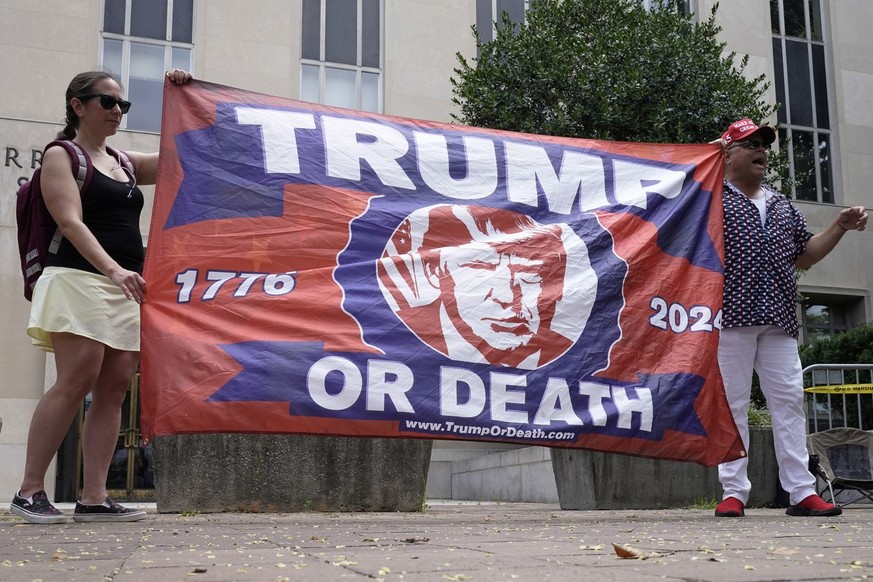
1,501,872,581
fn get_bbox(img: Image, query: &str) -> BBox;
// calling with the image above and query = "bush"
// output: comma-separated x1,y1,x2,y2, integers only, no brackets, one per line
800,324,873,369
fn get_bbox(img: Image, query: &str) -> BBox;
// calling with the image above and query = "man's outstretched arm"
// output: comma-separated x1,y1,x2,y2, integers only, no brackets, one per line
797,206,868,269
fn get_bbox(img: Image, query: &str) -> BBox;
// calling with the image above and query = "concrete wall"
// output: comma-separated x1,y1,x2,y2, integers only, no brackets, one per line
828,2,873,209
449,446,559,504
383,0,475,122
154,434,432,513
424,430,780,509
427,443,560,503
426,441,523,499
552,428,778,510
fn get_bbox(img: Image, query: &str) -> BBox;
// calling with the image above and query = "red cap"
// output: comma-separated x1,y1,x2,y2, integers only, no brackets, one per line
720,118,776,145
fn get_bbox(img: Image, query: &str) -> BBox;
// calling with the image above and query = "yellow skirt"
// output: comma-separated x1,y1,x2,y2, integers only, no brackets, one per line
27,266,141,352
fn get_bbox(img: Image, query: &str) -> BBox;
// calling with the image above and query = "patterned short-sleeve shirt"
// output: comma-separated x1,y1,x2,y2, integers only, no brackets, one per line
721,180,813,338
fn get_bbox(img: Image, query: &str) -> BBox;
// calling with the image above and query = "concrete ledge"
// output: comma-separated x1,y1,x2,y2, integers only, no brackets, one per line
154,434,432,513
551,428,778,509
448,446,559,503
426,442,521,499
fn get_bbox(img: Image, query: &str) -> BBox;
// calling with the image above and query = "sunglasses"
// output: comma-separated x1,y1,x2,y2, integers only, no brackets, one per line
78,93,132,114
730,139,770,151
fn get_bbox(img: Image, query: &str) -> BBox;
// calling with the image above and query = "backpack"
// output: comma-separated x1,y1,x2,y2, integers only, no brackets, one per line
16,140,134,301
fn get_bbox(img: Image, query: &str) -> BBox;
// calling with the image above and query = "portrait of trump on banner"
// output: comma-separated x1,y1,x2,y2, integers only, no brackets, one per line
377,204,597,370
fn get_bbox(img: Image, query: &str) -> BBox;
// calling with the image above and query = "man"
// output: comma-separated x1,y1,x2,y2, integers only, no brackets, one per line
714,118,868,518
378,204,593,369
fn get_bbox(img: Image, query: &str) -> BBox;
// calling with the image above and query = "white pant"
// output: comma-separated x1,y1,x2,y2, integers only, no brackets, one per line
717,326,816,505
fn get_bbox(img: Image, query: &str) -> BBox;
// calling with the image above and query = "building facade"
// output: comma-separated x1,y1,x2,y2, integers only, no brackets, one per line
1,0,871,500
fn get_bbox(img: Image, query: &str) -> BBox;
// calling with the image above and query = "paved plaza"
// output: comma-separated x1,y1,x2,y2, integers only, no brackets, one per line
1,501,872,581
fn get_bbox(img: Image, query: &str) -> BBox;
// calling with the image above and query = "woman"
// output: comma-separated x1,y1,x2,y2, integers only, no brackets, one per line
10,69,191,523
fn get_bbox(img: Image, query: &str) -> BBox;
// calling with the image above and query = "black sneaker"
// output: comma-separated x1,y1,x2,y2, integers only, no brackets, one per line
73,497,147,523
10,490,67,524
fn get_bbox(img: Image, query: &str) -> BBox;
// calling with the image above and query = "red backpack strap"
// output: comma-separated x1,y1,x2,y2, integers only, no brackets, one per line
42,140,93,193
41,141,94,256
107,146,135,178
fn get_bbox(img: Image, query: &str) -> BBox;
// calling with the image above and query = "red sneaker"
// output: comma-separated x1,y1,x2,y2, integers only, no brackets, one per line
714,496,745,517
786,494,842,517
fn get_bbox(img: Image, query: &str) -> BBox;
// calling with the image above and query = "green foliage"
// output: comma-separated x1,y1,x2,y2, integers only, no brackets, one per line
452,0,777,145
800,324,873,369
748,403,772,427
689,497,718,509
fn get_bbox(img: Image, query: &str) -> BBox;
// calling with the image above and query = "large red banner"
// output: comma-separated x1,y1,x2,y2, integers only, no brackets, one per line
141,79,743,467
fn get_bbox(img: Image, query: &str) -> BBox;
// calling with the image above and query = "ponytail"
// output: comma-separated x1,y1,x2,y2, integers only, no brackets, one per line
56,71,121,140
56,114,78,141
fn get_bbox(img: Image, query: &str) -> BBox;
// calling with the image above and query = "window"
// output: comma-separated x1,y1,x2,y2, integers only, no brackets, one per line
802,300,851,344
642,0,694,15
301,0,382,113
770,0,833,203
476,0,527,45
101,0,194,132
475,0,693,47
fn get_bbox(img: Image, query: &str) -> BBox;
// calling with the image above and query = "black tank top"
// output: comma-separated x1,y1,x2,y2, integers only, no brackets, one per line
47,168,145,274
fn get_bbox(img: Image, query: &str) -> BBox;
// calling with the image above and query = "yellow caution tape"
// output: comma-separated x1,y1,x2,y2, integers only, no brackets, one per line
804,383,873,394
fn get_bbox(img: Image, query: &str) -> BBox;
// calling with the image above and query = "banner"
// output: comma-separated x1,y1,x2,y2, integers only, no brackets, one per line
141,80,744,467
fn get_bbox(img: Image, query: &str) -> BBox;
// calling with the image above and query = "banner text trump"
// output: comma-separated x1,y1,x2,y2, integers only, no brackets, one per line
235,107,689,214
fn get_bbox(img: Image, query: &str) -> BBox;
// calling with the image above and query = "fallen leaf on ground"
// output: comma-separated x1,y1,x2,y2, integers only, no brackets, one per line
612,543,660,559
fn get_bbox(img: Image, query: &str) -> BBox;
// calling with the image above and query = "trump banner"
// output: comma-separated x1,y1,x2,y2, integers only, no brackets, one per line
141,79,744,467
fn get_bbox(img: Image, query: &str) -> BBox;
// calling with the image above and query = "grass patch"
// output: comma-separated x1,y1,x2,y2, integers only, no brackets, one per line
748,404,772,427
689,497,718,510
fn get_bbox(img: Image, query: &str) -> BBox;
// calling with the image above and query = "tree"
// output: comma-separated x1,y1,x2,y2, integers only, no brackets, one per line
800,324,873,370
451,0,777,146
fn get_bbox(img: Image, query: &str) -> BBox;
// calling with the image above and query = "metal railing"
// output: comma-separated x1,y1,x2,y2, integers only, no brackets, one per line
802,364,873,433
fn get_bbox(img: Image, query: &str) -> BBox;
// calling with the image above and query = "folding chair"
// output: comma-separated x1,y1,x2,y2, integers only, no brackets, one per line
807,427,873,507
